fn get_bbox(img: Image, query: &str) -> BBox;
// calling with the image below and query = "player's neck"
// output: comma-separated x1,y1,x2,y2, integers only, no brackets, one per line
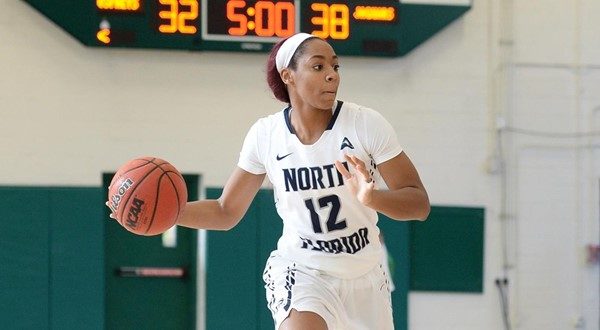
288,105,332,145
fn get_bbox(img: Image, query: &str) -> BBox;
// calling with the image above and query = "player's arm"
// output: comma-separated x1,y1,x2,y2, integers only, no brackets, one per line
336,152,430,221
369,151,430,221
177,167,265,231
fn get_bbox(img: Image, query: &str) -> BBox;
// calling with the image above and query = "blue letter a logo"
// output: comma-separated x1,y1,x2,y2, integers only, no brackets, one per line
340,137,354,150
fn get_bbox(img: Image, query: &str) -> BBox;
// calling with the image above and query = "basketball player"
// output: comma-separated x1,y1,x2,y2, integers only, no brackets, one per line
177,33,430,329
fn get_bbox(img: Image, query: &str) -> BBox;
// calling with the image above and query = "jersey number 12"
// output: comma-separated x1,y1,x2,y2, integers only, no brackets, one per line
304,194,347,233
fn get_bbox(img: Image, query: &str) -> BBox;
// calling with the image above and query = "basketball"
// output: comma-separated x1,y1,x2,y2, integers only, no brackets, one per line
107,157,187,236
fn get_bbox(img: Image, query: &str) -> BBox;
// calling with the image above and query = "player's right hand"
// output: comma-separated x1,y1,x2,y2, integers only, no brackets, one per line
335,154,375,207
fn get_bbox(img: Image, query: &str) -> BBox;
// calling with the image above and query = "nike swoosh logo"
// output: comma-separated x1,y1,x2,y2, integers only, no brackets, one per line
276,152,293,161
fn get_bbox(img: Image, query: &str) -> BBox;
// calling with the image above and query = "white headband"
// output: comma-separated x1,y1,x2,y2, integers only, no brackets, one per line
275,33,315,73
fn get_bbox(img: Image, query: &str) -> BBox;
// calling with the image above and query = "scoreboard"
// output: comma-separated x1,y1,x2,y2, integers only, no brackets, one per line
24,0,471,56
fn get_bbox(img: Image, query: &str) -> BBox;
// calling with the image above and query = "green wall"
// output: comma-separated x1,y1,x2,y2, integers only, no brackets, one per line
1,185,484,329
205,189,277,330
0,187,104,329
410,206,485,292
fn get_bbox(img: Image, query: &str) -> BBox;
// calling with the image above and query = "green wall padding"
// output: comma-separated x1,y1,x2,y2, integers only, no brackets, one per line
254,190,284,330
205,188,271,330
0,185,483,329
0,187,104,329
410,206,485,292
0,188,50,329
49,188,104,329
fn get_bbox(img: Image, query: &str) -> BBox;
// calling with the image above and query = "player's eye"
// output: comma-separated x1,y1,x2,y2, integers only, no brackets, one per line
333,64,340,71
313,64,323,71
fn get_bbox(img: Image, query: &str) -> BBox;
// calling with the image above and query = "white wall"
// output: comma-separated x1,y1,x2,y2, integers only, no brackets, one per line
1,0,598,329
506,0,600,329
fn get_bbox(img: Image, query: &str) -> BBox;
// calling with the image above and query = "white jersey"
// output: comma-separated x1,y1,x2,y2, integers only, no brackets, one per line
238,101,403,279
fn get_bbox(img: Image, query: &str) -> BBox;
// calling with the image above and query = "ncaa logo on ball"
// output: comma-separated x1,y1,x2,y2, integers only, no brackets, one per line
125,197,145,229
110,178,134,212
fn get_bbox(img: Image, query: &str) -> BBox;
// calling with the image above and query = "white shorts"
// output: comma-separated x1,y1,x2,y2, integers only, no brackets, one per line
262,252,394,330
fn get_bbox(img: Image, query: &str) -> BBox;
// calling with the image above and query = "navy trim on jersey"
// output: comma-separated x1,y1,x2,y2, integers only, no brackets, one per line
284,106,295,134
327,101,343,130
283,101,344,134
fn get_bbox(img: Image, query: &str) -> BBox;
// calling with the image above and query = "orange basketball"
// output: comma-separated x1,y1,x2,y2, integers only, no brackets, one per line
107,157,187,236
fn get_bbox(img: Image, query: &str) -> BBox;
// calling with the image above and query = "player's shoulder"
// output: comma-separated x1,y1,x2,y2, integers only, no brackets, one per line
340,100,363,113
340,100,386,121
252,107,288,131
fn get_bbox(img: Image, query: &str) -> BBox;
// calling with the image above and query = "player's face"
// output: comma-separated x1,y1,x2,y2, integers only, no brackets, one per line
289,39,340,110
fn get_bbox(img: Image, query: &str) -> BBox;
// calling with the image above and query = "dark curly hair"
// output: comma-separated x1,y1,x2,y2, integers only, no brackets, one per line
266,36,317,103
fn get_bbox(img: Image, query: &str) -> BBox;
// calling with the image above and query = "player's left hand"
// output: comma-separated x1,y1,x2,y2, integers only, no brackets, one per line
335,154,375,206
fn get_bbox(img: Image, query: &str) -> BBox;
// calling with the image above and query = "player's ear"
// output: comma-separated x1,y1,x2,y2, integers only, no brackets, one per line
280,69,293,85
